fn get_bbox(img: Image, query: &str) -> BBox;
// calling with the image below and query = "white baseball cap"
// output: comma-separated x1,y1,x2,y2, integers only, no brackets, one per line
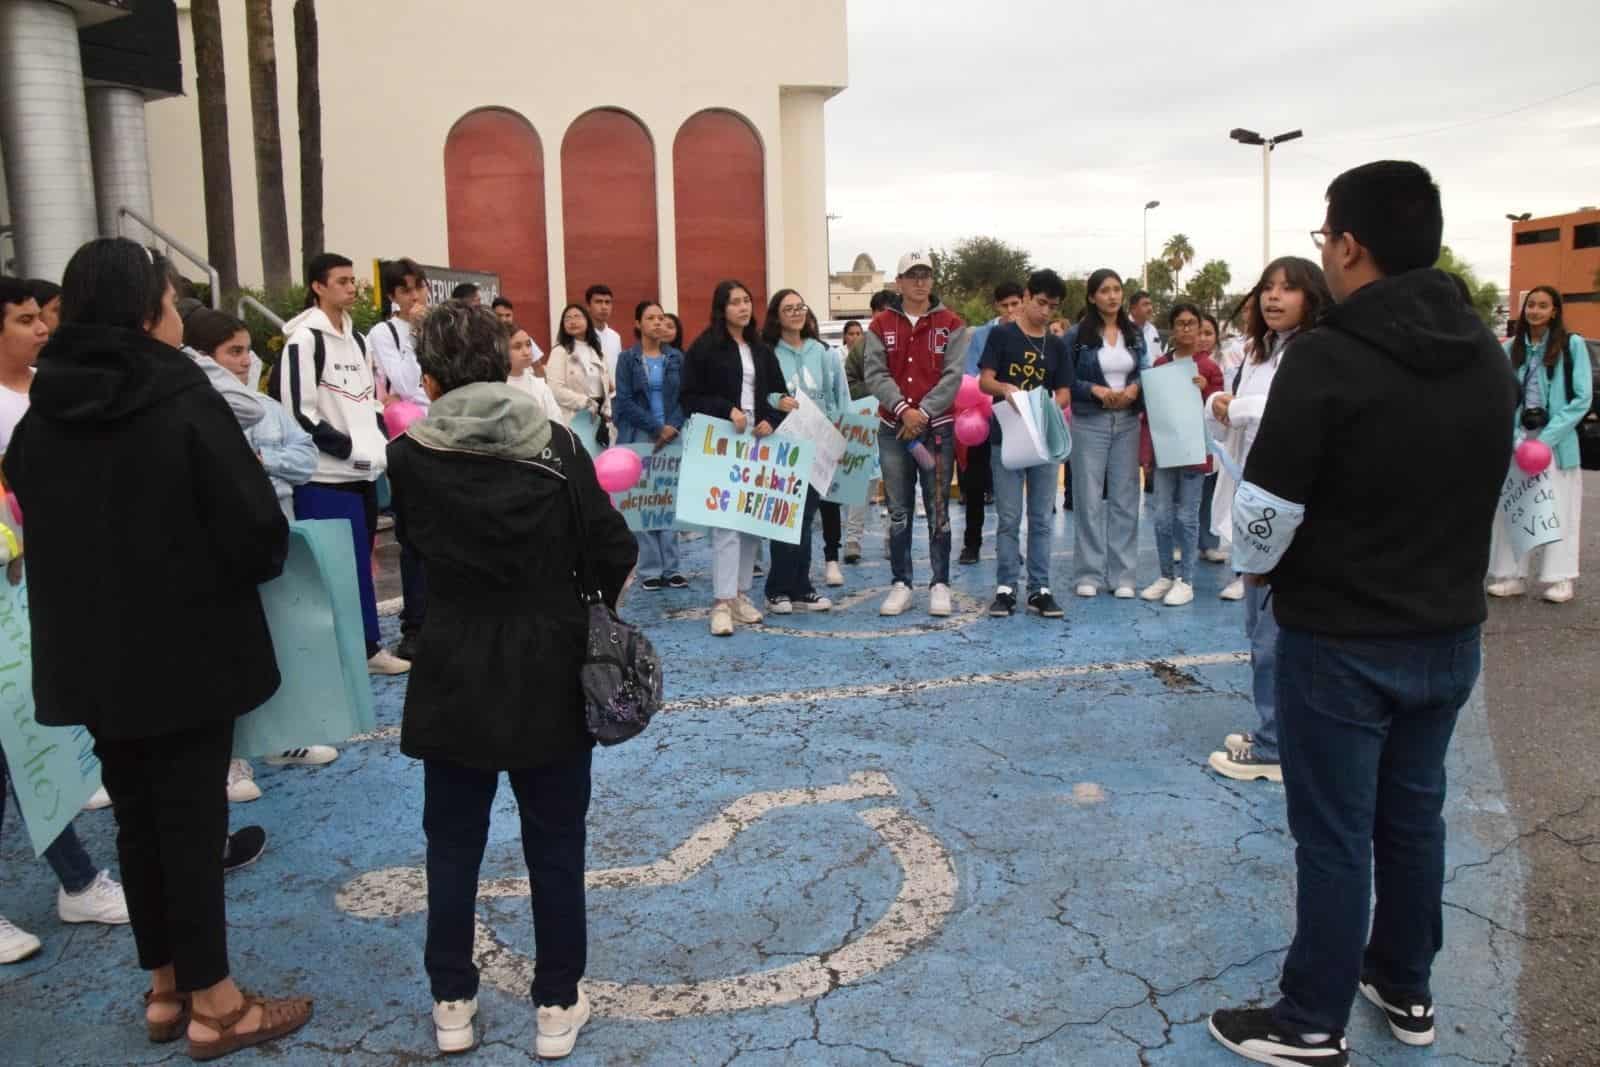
896,252,934,276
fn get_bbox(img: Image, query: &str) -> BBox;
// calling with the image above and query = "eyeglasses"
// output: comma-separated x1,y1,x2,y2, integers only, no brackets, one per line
780,304,808,314
1310,229,1340,250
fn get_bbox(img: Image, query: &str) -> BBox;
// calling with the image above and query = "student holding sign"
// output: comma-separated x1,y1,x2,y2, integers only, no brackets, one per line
1486,286,1592,604
614,300,688,591
979,270,1074,618
681,281,787,636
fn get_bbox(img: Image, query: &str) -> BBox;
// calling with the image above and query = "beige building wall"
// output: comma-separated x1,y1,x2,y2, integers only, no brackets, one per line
148,0,846,302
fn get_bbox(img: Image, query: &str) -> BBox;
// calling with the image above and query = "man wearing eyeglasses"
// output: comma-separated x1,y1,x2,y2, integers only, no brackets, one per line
1206,162,1518,1066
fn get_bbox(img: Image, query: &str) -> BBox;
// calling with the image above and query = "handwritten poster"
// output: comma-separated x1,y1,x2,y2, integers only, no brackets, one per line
777,392,847,493
0,578,103,857
568,409,605,458
675,415,814,545
824,399,881,506
613,443,684,533
1499,464,1562,558
1142,361,1207,468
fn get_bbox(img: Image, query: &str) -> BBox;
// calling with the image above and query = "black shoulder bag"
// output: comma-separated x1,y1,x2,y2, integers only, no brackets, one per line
562,441,663,745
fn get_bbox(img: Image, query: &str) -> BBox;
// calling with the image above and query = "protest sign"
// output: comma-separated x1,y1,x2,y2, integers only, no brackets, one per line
568,409,606,458
995,389,1071,469
824,400,881,505
613,443,684,533
234,521,377,758
1142,362,1207,468
777,392,847,493
0,578,102,857
675,415,813,545
1499,464,1562,559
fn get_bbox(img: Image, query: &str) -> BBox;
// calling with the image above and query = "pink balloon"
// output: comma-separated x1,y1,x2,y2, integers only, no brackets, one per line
595,447,644,493
1515,438,1553,476
954,408,990,446
955,374,984,411
383,401,426,440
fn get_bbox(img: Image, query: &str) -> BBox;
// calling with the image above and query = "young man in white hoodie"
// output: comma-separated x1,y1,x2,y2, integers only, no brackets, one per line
274,253,409,675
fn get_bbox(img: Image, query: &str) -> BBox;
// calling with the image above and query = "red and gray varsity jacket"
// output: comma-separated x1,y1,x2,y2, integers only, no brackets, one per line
861,299,966,430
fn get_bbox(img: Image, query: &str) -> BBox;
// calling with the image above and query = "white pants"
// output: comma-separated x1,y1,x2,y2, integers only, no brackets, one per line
1489,465,1583,582
712,528,759,601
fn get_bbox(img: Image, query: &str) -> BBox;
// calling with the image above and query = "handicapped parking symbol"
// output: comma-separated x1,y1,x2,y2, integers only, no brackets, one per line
335,771,957,1019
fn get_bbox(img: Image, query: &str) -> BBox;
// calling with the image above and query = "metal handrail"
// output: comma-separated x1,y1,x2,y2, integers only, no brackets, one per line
237,294,284,331
116,206,220,308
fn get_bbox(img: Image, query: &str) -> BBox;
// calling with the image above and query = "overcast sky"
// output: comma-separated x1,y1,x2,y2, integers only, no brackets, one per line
823,0,1599,298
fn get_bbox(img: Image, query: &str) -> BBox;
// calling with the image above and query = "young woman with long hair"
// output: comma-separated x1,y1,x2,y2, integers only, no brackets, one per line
613,299,688,591
1203,256,1332,783
505,322,564,424
1487,285,1592,603
545,303,612,442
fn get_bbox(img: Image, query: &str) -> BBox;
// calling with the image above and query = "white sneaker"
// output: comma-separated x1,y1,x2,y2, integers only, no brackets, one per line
1075,584,1098,598
433,997,478,1055
732,594,764,624
879,582,913,616
767,596,794,615
825,562,844,587
81,786,112,812
0,915,41,963
1140,578,1175,602
535,989,591,1059
1543,580,1575,604
710,602,734,637
58,870,129,925
1113,586,1136,599
1219,577,1246,601
928,583,953,617
266,746,339,767
1163,580,1195,607
367,648,411,675
1486,578,1526,598
226,759,262,803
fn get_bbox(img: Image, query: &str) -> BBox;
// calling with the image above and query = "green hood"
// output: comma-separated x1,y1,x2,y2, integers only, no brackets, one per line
405,381,553,460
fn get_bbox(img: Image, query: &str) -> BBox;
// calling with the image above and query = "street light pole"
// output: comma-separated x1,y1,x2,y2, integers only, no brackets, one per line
1142,200,1160,291
1230,128,1302,268
825,212,841,275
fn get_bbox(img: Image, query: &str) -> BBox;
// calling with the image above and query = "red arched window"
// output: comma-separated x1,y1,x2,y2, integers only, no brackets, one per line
674,110,767,341
561,108,658,346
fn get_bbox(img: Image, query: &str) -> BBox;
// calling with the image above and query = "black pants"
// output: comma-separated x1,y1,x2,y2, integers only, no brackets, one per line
423,750,592,1007
1062,461,1074,510
959,442,991,551
817,501,842,563
94,720,234,991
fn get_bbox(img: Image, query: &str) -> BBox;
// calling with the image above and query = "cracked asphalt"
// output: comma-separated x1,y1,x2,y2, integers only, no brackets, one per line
0,497,1550,1065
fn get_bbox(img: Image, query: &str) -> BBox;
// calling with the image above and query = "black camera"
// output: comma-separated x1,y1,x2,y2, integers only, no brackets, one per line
1522,407,1550,431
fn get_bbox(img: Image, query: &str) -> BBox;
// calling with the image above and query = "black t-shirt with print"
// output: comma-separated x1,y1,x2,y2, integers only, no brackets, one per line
977,321,1071,441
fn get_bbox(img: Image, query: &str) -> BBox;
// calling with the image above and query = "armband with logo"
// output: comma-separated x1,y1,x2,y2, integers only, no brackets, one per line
1229,481,1304,575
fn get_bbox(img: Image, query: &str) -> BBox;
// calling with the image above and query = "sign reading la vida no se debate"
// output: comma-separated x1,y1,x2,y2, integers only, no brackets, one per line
674,416,814,545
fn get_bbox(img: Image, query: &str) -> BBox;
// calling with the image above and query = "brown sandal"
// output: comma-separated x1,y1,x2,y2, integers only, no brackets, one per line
144,989,191,1043
186,993,313,1062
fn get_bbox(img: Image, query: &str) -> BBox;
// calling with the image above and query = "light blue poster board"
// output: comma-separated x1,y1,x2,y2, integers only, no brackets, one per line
1499,464,1562,559
674,415,814,545
0,577,102,857
233,520,377,758
1142,361,1207,468
569,409,605,459
613,443,688,533
823,402,882,506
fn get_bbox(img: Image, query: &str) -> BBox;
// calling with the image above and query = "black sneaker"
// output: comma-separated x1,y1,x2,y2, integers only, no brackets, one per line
958,546,980,565
223,826,267,875
988,590,1016,617
666,574,690,589
640,576,666,591
1027,590,1064,618
1208,1007,1348,1066
396,633,419,663
753,563,764,577
1359,975,1435,1047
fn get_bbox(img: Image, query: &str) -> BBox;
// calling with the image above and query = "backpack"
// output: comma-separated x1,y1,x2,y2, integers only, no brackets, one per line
1565,338,1600,471
265,327,368,397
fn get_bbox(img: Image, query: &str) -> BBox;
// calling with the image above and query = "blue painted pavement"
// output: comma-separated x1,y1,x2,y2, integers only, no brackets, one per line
0,501,1526,1065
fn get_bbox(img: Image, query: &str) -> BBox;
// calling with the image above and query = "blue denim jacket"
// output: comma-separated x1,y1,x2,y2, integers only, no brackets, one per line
613,344,684,444
1066,322,1147,418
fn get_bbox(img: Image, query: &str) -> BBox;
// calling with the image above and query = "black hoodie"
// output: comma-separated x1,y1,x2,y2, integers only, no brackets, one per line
1242,269,1518,637
4,324,288,738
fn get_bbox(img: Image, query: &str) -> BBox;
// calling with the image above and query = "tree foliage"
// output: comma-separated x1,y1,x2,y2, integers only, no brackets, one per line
1186,259,1234,317
1434,245,1501,327
1163,233,1196,293
932,236,1035,309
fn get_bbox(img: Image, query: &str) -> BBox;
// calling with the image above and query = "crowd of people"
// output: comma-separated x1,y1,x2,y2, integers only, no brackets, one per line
0,157,1588,1066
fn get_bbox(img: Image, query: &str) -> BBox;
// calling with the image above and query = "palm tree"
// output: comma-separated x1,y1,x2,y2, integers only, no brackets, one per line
1187,259,1233,315
244,0,292,292
191,0,238,294
293,0,324,261
1163,234,1195,295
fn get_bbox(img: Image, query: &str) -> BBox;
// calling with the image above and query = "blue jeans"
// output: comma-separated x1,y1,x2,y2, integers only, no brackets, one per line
766,487,822,600
0,751,98,892
634,530,681,580
878,426,953,587
1245,583,1280,761
1197,471,1220,552
990,450,1056,591
1270,624,1481,1037
423,750,592,1007
1153,468,1205,583
1069,410,1141,590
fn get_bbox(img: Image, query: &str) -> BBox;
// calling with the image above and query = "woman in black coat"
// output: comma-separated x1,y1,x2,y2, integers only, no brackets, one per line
678,279,787,636
385,301,634,1059
3,239,311,1058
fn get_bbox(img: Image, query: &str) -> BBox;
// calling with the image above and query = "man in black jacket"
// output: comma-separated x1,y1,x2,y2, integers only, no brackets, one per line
1207,162,1518,1066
